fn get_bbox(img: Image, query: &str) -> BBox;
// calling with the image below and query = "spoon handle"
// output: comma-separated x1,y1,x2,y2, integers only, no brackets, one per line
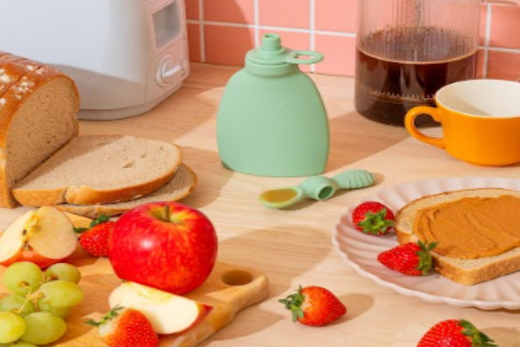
331,169,375,190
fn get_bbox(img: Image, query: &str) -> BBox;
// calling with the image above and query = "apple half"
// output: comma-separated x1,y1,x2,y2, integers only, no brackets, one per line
109,282,212,335
0,207,78,268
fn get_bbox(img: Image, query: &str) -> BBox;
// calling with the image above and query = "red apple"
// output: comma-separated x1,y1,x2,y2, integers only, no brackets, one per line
0,207,78,268
109,202,218,295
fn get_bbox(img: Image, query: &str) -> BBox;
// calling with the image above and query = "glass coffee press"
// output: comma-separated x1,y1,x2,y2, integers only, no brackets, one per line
355,0,481,126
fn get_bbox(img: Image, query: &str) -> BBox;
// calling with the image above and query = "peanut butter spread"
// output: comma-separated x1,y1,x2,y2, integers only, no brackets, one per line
413,195,520,259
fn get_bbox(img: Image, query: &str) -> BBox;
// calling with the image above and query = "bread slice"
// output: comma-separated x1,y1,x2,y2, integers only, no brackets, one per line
395,188,520,285
55,164,197,218
12,135,182,206
0,65,80,208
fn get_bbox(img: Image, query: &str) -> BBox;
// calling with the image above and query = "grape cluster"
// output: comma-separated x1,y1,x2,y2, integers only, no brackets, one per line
0,262,84,346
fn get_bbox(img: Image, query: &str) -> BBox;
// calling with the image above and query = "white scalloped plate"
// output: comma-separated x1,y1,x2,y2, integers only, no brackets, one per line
332,176,520,310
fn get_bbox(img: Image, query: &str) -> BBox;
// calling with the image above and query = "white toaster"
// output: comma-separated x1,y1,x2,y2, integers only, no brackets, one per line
0,0,190,120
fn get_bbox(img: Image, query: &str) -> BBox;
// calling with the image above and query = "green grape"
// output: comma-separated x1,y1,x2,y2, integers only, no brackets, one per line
0,294,35,317
0,311,26,343
37,299,71,318
12,343,39,347
38,280,84,308
44,263,81,284
20,312,67,345
2,262,43,295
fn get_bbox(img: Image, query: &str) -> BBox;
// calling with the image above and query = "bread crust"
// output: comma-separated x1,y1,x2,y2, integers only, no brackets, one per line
0,56,41,98
55,164,198,218
394,188,520,285
12,136,183,207
0,64,80,208
434,249,520,285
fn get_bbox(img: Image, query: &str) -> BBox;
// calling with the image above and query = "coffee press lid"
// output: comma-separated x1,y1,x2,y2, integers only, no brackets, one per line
246,34,323,67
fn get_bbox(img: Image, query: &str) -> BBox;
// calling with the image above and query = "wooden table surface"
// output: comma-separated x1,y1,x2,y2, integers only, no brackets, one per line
1,63,519,346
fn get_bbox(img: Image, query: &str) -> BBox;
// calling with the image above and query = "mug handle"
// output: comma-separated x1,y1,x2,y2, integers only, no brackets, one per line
405,106,446,149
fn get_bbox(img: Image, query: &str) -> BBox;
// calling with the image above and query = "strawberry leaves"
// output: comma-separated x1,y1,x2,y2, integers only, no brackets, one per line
74,214,110,234
459,319,497,347
278,286,305,322
85,305,123,327
358,208,395,235
417,241,438,276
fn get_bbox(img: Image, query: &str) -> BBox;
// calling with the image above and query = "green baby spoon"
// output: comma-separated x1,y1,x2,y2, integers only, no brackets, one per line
260,169,375,209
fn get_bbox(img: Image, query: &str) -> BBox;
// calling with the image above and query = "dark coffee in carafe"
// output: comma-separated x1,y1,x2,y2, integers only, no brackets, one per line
355,27,478,126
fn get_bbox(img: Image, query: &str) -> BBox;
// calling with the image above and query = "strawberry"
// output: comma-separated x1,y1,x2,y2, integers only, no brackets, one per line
377,241,437,276
279,286,346,327
86,306,159,347
418,319,497,347
352,201,395,235
75,214,115,257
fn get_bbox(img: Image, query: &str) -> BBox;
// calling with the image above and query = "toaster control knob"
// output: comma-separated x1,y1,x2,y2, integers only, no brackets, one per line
157,56,182,86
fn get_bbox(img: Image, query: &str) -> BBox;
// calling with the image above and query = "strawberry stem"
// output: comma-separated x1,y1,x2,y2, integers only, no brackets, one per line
278,286,306,322
358,209,394,235
459,319,497,347
75,214,110,233
417,241,438,276
85,305,124,327
90,214,110,227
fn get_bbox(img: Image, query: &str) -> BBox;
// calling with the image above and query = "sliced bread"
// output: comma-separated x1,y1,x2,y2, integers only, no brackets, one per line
12,135,182,206
0,64,80,208
56,164,197,218
395,188,520,285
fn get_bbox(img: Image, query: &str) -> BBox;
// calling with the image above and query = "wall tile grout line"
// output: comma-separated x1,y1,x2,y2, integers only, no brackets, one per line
192,20,256,28
483,3,493,78
310,0,316,73
187,20,357,38
315,30,356,38
487,46,520,53
478,45,520,53
254,0,260,47
199,0,206,63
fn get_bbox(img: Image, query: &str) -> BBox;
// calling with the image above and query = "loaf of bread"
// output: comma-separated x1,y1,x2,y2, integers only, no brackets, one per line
56,164,197,218
1,53,194,211
395,188,520,285
0,56,80,208
12,135,182,206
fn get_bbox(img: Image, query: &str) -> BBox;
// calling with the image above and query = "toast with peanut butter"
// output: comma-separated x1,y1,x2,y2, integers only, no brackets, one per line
395,188,520,285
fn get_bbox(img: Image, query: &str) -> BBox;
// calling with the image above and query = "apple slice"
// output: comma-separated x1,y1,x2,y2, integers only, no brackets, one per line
109,282,212,335
0,207,77,268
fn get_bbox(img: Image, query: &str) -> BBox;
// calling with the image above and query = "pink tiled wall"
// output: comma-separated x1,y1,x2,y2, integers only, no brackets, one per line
186,0,520,80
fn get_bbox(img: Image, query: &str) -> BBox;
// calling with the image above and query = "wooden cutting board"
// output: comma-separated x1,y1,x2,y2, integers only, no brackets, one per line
0,213,269,347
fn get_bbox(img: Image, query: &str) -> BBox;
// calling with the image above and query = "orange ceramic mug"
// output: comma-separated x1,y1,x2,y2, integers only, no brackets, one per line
405,79,520,166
